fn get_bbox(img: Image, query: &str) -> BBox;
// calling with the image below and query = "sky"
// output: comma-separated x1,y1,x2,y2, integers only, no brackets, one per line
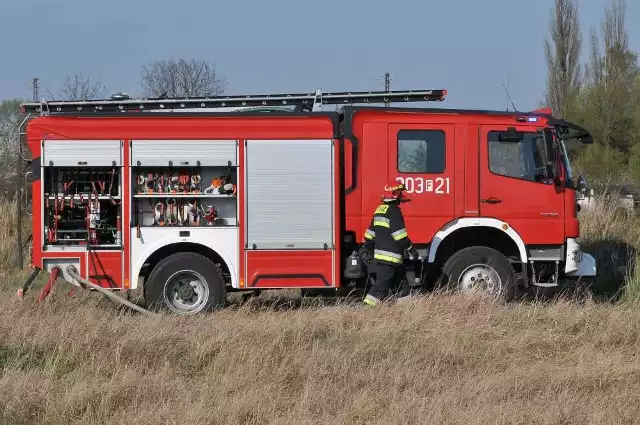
1,0,639,111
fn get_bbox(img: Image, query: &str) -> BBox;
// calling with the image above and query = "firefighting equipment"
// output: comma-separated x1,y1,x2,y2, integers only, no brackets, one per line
137,174,146,193
204,178,222,195
154,202,166,226
190,174,202,192
166,198,178,225
203,205,218,226
344,250,364,280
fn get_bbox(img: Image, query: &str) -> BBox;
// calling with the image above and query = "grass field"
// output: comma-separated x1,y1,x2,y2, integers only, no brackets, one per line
1,199,640,424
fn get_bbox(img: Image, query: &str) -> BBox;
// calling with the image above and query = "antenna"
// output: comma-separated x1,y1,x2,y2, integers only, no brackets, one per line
502,73,517,112
32,78,39,102
384,73,391,107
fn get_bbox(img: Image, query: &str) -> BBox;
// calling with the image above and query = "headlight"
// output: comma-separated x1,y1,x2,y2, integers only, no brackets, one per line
573,250,582,262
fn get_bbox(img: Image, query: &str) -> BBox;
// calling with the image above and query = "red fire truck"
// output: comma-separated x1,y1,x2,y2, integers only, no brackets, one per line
16,87,596,313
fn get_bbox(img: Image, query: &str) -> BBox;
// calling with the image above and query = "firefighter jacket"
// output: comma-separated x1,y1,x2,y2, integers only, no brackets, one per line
363,202,413,266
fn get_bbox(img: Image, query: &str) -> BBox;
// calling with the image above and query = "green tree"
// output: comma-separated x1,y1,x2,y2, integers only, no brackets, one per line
544,0,582,121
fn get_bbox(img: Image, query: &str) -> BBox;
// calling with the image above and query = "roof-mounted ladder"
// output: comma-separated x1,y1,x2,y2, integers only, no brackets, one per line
19,87,447,115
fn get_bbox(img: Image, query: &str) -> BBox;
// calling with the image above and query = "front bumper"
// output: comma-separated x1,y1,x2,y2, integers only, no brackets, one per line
564,253,596,278
564,237,596,278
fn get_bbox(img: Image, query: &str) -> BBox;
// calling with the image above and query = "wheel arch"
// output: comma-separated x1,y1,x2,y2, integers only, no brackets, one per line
428,218,527,264
139,242,235,288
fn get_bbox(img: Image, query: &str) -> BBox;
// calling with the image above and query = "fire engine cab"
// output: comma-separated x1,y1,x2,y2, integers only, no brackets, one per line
17,87,597,313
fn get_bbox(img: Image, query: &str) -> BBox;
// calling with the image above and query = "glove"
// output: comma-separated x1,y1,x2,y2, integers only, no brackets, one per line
407,246,420,261
361,249,373,265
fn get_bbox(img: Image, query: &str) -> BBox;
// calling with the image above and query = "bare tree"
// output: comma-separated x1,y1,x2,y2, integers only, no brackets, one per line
0,99,28,199
54,73,107,101
140,58,228,98
544,0,582,119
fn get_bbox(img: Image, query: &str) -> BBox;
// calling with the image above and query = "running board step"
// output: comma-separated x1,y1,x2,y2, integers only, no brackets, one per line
532,282,559,288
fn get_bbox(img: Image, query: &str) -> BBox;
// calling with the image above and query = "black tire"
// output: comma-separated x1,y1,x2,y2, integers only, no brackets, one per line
144,252,226,314
440,246,517,301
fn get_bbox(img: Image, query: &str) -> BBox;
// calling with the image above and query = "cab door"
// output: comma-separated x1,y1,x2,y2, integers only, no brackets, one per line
387,123,456,241
478,125,565,244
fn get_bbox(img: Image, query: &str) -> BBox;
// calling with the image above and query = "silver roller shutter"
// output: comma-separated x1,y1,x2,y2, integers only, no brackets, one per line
130,140,237,167
43,140,122,166
246,139,334,250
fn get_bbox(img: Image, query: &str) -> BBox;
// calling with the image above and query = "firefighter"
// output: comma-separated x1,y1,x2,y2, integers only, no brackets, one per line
361,182,420,307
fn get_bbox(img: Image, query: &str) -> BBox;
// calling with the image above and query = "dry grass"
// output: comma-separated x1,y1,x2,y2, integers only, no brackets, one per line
1,199,640,424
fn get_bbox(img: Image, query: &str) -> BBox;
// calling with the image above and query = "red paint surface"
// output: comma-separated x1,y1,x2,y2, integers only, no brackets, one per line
87,251,122,288
31,178,43,267
122,140,130,289
238,138,246,288
478,124,565,245
332,136,341,288
345,110,575,247
246,250,334,288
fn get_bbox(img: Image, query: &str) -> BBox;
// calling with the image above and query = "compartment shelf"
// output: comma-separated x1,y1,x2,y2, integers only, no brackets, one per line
47,194,121,201
132,163,238,228
133,194,235,198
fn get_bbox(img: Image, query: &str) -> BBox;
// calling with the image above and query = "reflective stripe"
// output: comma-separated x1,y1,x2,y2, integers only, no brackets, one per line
363,294,380,306
374,204,389,214
391,228,408,241
364,229,375,240
374,249,403,259
373,249,403,264
373,216,389,224
374,253,403,264
373,221,390,228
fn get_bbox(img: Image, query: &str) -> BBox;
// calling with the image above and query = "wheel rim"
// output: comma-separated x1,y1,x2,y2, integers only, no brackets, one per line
458,263,502,297
163,270,209,314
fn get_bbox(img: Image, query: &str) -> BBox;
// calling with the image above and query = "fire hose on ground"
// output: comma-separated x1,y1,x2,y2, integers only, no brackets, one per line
66,266,154,316
27,265,154,316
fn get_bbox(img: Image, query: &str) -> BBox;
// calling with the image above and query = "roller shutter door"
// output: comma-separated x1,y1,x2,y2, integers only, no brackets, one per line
245,139,334,250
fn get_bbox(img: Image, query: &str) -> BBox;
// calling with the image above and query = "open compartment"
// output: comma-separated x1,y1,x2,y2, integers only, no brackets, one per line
42,166,123,248
130,139,238,228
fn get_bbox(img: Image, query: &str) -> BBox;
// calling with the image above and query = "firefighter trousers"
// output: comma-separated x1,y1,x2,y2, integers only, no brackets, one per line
364,262,405,306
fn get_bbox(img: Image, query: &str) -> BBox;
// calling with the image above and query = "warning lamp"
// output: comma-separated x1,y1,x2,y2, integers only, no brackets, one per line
515,116,539,123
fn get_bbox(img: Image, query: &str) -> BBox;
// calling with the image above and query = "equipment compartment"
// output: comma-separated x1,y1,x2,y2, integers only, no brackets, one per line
132,164,238,228
42,167,122,248
245,139,334,249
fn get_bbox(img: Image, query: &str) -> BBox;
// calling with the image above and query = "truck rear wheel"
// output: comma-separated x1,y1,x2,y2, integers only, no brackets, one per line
440,246,516,301
144,252,226,314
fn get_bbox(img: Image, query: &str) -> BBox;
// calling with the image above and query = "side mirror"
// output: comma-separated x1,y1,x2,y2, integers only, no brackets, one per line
544,164,561,186
578,135,593,144
544,164,554,178
576,175,587,190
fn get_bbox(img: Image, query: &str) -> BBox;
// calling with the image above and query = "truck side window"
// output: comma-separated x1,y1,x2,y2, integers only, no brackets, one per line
397,129,446,173
488,131,549,183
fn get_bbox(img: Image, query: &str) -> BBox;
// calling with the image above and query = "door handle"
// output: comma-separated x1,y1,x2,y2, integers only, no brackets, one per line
481,197,502,204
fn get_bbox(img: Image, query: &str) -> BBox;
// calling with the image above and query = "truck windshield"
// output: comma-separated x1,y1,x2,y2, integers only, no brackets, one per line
488,129,574,187
488,131,551,183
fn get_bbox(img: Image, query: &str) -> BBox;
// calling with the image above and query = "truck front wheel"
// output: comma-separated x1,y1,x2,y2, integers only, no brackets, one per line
145,252,226,314
440,246,516,301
